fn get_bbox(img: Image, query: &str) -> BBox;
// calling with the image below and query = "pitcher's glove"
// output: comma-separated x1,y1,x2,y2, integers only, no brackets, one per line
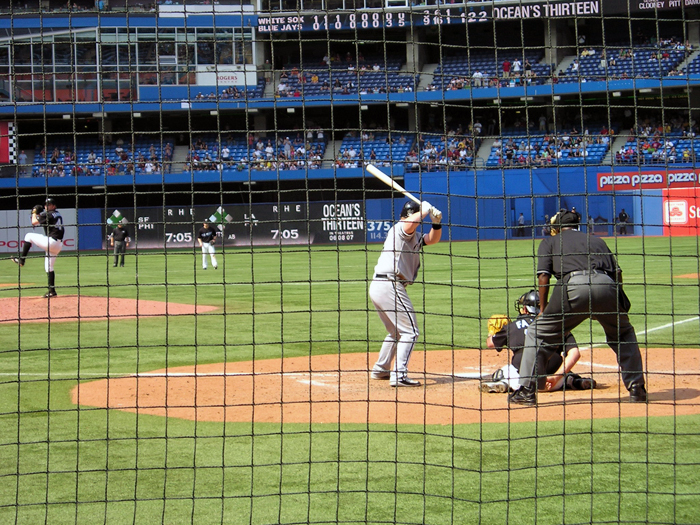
31,204,44,216
487,314,510,337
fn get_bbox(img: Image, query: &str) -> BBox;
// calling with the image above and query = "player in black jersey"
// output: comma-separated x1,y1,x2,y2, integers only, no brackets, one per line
197,221,218,270
482,290,595,394
511,209,646,406
12,198,64,298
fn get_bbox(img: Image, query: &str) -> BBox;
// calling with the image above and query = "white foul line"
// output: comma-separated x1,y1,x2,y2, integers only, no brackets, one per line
637,315,699,336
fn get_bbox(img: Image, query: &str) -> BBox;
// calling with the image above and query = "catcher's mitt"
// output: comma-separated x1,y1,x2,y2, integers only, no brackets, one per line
31,204,44,216
487,314,510,336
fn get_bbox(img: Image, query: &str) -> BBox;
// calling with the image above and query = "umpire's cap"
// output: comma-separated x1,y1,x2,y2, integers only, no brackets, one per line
550,208,578,234
45,197,56,207
400,200,421,218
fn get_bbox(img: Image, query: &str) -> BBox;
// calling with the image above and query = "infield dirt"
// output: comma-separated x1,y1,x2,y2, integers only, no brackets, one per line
72,348,700,425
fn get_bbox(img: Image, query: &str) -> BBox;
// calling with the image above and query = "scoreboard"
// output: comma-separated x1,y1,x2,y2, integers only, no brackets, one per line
103,201,367,249
257,0,696,33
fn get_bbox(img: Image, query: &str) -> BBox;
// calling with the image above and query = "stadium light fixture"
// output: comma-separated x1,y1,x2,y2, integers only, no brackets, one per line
612,92,622,97
133,113,142,118
639,88,653,93
361,105,368,110
287,108,295,113
210,110,218,116
62,115,71,119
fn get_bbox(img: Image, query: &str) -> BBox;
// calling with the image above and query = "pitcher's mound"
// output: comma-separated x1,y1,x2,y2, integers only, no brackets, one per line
0,295,217,324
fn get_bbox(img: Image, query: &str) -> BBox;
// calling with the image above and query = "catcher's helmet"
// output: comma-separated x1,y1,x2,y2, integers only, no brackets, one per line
45,197,56,207
400,200,420,218
516,290,540,315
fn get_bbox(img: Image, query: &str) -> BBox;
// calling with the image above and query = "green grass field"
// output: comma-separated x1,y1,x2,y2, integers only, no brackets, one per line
1,236,699,524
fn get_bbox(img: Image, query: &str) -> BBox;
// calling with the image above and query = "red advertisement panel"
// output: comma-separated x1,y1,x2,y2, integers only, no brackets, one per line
597,169,700,191
662,186,700,236
0,122,8,164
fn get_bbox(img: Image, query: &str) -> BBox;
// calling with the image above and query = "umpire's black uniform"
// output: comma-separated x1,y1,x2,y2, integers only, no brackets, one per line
111,224,129,267
515,211,646,404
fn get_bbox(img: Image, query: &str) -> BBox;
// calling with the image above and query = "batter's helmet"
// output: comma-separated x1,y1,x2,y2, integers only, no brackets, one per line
516,290,540,315
400,200,420,218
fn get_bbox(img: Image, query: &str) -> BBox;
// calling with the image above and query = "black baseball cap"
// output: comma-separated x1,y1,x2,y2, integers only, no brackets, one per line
45,197,56,206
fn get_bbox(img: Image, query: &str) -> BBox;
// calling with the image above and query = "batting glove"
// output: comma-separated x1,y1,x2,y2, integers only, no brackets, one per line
421,201,432,215
430,207,442,224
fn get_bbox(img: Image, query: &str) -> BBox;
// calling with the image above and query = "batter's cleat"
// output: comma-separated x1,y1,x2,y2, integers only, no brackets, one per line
390,377,421,387
629,383,647,403
480,381,508,393
11,257,24,267
371,366,391,380
508,384,537,406
44,290,57,298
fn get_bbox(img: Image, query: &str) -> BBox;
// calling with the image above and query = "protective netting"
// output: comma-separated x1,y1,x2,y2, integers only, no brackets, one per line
0,2,699,523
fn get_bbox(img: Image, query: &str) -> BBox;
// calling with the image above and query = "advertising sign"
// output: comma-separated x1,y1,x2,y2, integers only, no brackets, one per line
0,209,77,253
662,186,700,236
597,169,700,191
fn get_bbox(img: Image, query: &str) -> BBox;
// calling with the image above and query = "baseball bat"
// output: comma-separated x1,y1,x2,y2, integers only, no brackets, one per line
366,164,421,205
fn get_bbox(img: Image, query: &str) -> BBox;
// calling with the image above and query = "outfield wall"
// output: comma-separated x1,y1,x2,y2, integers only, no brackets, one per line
3,166,682,252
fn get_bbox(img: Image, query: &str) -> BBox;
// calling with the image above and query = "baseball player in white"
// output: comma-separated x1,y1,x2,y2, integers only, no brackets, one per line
11,197,64,298
197,221,218,270
370,200,442,386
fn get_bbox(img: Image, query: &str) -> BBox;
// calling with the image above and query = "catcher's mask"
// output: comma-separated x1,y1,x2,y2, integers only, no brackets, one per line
516,290,540,315
400,200,421,218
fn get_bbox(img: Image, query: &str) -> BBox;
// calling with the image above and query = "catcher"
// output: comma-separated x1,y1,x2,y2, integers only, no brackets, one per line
481,290,596,393
11,198,64,298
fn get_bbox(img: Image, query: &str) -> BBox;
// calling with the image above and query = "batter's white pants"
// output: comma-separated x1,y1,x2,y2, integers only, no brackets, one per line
24,232,62,272
369,278,419,381
201,243,218,269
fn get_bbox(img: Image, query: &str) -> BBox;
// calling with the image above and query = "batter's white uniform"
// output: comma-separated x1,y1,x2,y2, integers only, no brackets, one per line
197,225,218,269
369,222,425,383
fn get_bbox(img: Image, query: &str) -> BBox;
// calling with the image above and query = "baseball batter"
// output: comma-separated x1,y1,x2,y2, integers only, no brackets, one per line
482,290,595,393
197,221,218,270
370,200,442,387
12,197,64,298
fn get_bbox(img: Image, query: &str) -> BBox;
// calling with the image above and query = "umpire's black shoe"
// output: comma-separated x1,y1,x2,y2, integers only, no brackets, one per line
44,290,57,298
629,383,647,403
11,257,24,267
508,384,537,406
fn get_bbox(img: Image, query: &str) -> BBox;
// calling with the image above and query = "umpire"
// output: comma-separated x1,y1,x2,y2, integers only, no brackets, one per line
110,223,130,267
510,209,646,406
